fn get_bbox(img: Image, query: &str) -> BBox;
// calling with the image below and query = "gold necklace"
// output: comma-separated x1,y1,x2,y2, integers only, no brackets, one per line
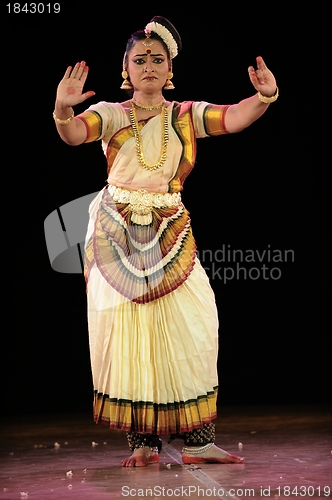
129,103,169,171
131,98,165,111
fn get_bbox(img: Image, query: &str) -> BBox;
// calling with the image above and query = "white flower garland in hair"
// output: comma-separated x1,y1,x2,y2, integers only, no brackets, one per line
145,21,178,59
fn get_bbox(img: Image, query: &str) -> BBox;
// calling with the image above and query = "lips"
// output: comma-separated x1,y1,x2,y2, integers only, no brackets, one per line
143,76,157,80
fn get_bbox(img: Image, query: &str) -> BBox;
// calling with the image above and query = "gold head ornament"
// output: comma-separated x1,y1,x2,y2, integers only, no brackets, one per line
143,28,154,47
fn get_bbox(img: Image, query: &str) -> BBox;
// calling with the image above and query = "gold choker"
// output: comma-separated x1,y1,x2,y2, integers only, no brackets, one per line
131,98,165,111
129,102,169,171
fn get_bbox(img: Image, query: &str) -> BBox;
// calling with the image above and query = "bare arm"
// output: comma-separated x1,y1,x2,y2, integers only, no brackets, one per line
224,56,278,133
54,61,96,145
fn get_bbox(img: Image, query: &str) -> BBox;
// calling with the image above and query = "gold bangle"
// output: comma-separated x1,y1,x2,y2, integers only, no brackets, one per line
257,86,279,104
53,109,74,125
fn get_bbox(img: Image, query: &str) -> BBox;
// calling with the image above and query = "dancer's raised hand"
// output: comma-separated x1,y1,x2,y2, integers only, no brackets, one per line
56,61,95,109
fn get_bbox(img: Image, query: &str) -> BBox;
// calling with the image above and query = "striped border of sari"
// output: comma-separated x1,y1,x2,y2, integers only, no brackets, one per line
93,388,218,435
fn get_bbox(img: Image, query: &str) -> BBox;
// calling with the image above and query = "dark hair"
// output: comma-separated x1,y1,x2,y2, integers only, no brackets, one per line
124,16,182,67
150,16,182,53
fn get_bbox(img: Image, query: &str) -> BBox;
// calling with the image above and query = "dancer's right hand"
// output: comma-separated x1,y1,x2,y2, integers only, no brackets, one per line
55,61,96,109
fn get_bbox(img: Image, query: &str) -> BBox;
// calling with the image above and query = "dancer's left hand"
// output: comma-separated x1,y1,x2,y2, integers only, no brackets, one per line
248,56,277,97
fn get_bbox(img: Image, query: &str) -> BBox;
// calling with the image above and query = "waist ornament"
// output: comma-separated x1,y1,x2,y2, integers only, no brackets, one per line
108,185,182,225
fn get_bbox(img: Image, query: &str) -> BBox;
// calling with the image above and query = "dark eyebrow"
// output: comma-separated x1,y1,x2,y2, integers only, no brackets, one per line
133,53,165,57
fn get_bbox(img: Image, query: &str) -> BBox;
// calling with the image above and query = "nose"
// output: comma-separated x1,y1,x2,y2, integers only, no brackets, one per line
144,60,154,72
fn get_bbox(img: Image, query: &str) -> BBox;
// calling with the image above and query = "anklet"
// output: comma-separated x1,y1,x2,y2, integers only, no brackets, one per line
182,443,214,454
136,445,159,452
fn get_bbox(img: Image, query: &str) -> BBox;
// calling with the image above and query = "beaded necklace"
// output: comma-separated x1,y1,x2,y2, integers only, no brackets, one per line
129,103,169,171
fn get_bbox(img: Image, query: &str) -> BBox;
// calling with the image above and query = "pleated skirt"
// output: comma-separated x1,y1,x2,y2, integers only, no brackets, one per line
84,187,219,435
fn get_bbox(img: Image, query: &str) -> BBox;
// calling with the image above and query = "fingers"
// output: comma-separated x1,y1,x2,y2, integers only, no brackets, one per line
71,61,87,79
80,91,96,103
248,66,263,84
248,57,268,85
63,66,72,79
64,61,89,81
256,56,267,71
248,65,255,78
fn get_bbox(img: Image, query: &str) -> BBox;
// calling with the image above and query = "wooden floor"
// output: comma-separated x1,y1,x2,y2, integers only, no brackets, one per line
0,405,331,500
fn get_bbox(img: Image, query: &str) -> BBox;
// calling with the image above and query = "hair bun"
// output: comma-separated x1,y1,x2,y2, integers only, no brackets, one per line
148,16,182,55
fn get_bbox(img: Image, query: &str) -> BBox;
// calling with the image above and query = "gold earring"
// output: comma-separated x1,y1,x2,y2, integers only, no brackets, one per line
164,71,175,90
120,70,132,90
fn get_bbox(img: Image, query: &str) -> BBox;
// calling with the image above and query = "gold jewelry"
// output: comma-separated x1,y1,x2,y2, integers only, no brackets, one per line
120,70,132,90
182,443,214,455
131,98,165,111
109,185,182,224
53,109,74,125
143,28,154,47
129,103,169,171
257,86,279,103
164,71,175,90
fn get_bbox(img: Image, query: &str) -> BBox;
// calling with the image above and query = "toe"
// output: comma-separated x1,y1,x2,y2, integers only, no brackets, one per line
121,458,136,467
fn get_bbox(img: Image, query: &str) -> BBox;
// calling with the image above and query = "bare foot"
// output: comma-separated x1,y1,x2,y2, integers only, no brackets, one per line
182,444,244,464
121,447,159,467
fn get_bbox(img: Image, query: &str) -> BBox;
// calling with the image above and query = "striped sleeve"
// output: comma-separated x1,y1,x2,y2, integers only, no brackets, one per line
191,101,230,138
76,101,119,143
77,110,103,142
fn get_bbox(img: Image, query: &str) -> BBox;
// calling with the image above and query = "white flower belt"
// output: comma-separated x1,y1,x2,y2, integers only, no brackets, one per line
108,185,182,224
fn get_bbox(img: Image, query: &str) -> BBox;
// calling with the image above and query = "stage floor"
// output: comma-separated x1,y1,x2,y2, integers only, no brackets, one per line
1,405,331,499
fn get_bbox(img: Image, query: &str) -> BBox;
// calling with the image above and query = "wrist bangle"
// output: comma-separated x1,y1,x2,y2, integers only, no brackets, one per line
257,86,279,104
53,109,74,125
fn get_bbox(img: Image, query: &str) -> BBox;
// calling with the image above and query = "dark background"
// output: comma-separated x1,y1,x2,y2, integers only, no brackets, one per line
2,6,329,418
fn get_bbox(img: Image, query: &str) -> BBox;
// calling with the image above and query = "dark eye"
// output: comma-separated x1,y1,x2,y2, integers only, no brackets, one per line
134,59,145,65
153,58,164,64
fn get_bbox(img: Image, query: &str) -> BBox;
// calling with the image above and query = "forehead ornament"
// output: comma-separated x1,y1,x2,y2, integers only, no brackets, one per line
143,29,154,47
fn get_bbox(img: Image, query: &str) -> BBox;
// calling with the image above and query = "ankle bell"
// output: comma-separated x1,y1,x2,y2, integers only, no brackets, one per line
182,443,214,454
